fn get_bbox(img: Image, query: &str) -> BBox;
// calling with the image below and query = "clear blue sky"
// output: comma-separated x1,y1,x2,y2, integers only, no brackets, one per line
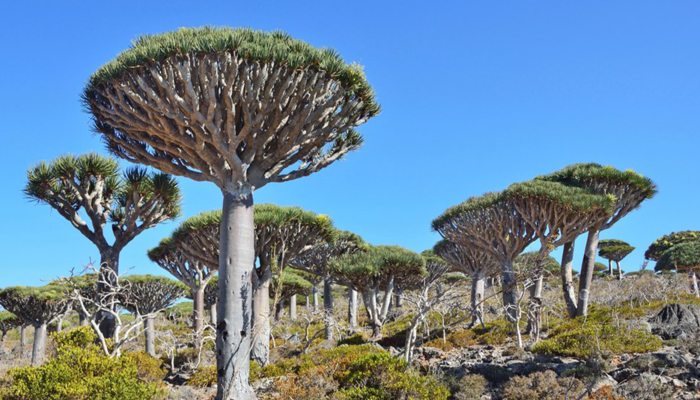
1,1,699,288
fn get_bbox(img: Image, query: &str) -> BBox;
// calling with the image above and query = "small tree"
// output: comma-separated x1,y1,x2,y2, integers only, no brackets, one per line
334,245,426,338
289,230,365,339
83,27,378,400
204,276,218,325
645,231,700,262
0,286,70,364
120,275,188,356
537,163,656,316
148,238,215,344
433,239,498,327
598,240,634,280
655,241,700,297
271,268,313,321
24,153,181,337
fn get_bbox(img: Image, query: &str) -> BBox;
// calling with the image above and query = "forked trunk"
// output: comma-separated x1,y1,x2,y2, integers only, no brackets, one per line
251,269,271,366
144,316,156,356
348,289,358,331
560,241,578,318
31,323,47,365
323,277,335,340
577,227,601,317
97,247,120,339
289,295,297,320
215,187,255,400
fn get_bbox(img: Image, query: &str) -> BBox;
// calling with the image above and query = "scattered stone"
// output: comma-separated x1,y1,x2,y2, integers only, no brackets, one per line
649,304,700,340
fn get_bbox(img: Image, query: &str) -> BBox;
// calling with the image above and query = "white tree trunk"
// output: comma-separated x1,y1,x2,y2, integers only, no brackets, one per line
560,241,578,318
215,188,255,400
472,272,486,326
348,289,358,331
251,270,271,366
577,227,600,317
31,323,47,365
289,295,297,321
690,270,699,298
323,277,334,340
144,316,156,357
210,303,217,326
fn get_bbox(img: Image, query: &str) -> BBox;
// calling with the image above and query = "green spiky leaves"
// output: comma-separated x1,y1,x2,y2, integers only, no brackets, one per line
655,242,700,272
598,245,635,262
645,231,700,261
119,275,188,313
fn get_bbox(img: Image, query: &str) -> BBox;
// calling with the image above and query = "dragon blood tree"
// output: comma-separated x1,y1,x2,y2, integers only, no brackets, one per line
433,239,498,327
433,181,612,335
119,275,188,356
537,164,656,317
288,230,366,338
0,312,21,348
148,237,215,343
204,276,219,325
655,242,700,297
167,205,333,366
598,239,634,280
24,153,181,337
0,285,70,364
645,231,700,263
334,245,426,338
83,27,378,399
271,268,313,321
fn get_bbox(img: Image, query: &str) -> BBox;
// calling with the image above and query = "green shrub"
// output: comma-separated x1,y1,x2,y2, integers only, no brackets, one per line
472,319,525,345
337,333,367,346
502,370,585,400
187,366,217,387
5,327,164,400
123,351,167,383
453,374,488,400
533,318,662,358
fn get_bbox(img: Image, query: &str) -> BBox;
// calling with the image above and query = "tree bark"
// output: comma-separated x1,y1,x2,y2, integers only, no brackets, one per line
323,277,334,340
275,299,284,322
616,261,623,281
215,188,255,400
97,247,120,339
144,316,156,357
306,296,310,311
501,260,518,328
379,275,395,322
312,285,319,311
471,272,486,326
251,269,271,366
193,286,205,344
608,259,614,276
690,270,699,298
394,288,403,308
31,323,47,365
577,227,601,317
19,325,27,356
210,303,217,326
560,241,578,318
348,289,358,331
289,295,297,321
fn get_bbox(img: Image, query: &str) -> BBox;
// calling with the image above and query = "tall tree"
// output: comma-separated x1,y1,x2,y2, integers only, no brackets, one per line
655,241,700,297
289,230,366,339
537,163,656,316
0,286,70,364
598,239,634,280
120,275,187,356
148,237,215,344
83,27,378,399
333,245,426,338
433,180,612,336
24,153,181,337
433,239,498,327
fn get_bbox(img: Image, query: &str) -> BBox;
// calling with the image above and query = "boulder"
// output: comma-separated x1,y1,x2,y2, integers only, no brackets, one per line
649,304,700,340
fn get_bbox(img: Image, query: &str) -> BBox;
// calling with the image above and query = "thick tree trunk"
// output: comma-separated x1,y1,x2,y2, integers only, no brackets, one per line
577,228,601,317
616,261,623,281
210,303,217,326
323,277,335,340
362,291,374,321
501,260,518,328
144,316,156,357
526,275,543,339
251,269,271,366
471,272,486,326
306,296,310,311
215,188,255,400
193,286,205,343
394,288,403,308
560,241,578,318
380,275,395,322
97,247,120,339
608,259,614,276
289,295,297,321
312,285,319,311
31,323,47,365
369,288,383,338
348,289,358,331
690,270,699,298
19,325,27,356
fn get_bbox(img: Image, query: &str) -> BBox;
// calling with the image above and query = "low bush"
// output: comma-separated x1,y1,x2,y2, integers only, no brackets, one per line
502,370,585,400
5,327,164,400
187,366,217,388
453,374,488,400
423,328,477,351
